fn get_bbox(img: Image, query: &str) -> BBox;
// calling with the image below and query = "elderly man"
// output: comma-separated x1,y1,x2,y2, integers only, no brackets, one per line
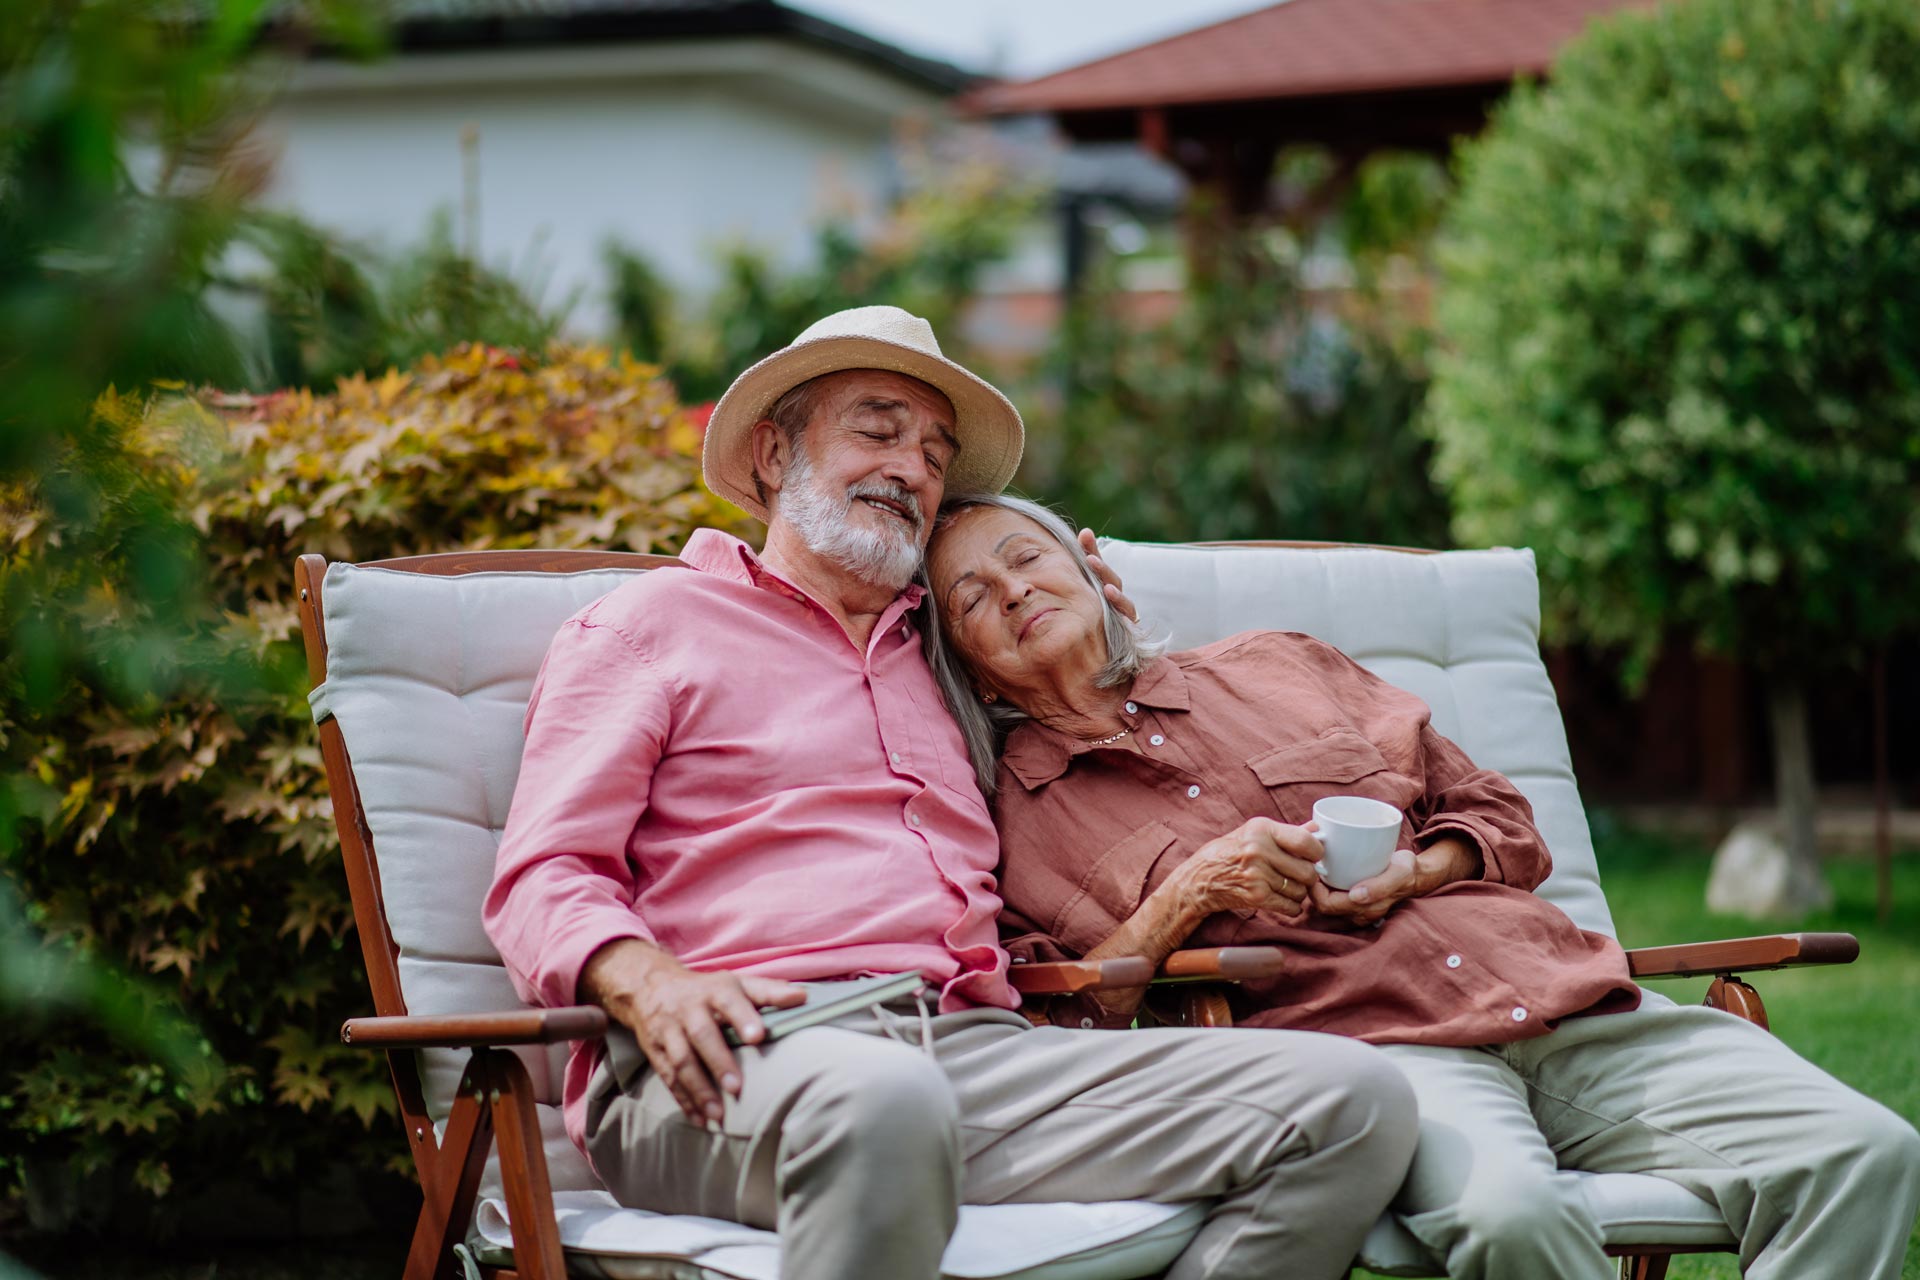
483,306,1418,1280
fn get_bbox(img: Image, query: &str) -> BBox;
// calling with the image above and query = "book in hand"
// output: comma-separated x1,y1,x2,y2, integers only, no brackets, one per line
724,971,926,1046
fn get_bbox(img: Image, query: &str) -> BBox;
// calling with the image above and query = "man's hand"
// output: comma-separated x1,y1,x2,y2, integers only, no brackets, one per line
1310,834,1484,925
580,938,806,1124
1170,818,1322,925
1078,529,1138,623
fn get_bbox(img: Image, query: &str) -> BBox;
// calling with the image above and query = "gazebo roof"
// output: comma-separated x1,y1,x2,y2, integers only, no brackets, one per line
971,0,1654,118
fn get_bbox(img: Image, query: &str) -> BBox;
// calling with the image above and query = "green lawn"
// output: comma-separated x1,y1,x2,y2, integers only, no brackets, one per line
1362,821,1920,1279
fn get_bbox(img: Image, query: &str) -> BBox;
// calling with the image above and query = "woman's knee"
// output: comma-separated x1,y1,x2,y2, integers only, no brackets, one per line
1433,1167,1600,1265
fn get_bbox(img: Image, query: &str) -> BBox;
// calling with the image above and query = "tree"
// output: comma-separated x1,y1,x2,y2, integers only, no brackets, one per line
1425,0,1920,912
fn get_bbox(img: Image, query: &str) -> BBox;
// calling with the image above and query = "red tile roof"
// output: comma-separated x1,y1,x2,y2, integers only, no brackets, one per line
972,0,1659,115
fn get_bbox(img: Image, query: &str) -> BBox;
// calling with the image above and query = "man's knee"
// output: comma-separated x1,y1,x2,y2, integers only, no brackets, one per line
1273,1034,1419,1156
783,1037,959,1157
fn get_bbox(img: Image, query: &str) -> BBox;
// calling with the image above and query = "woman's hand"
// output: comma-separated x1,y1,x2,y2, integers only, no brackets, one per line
1172,818,1323,924
1310,834,1484,925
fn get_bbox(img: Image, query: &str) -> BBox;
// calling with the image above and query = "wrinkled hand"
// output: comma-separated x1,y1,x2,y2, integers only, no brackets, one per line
581,939,805,1124
1078,529,1138,623
1175,818,1322,924
1309,833,1482,925
1310,848,1419,925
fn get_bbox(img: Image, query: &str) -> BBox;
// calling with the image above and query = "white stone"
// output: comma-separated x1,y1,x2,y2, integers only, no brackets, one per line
1705,819,1834,919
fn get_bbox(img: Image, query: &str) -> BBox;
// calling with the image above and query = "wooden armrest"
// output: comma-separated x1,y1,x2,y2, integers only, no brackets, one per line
1626,932,1859,979
1008,947,1286,996
1008,957,1156,995
340,1006,609,1049
1155,946,1288,983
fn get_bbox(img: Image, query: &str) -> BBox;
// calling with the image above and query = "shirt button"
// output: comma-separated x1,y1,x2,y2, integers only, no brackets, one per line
1186,784,1201,799
1511,1006,1528,1022
1446,954,1462,969
1124,701,1138,714
1149,734,1165,746
1079,1017,1095,1029
909,813,923,828
890,751,902,765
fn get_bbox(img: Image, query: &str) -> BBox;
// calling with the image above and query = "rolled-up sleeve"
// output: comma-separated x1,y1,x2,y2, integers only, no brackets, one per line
483,617,673,1009
1409,723,1551,891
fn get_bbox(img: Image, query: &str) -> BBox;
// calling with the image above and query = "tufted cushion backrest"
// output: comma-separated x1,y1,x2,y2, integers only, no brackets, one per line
311,562,648,1194
1098,540,1615,938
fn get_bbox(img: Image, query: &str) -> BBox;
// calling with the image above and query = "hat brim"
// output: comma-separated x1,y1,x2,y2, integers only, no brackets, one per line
702,334,1024,523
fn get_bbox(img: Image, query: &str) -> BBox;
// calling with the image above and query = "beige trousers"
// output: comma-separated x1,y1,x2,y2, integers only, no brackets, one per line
1382,993,1920,1280
585,993,1417,1280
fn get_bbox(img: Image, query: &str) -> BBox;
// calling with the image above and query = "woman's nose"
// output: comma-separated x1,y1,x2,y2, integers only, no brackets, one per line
1000,579,1032,611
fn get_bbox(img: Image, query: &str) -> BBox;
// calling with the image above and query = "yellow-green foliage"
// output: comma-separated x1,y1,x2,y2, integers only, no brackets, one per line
1,343,751,1217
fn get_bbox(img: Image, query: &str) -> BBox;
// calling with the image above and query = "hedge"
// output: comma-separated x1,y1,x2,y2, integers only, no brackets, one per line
1,343,752,1227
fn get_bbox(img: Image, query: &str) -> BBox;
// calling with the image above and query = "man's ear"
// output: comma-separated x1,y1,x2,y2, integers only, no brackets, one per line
749,420,789,497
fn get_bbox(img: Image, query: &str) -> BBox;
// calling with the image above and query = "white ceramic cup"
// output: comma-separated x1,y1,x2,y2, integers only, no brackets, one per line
1310,795,1404,890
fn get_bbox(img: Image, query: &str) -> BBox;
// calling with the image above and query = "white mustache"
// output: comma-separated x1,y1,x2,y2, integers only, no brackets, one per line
847,481,923,532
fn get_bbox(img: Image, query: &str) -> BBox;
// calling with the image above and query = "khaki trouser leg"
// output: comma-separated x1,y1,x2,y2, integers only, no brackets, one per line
1380,1042,1614,1280
585,997,1418,1280
585,1020,962,1280
939,1018,1417,1280
1386,996,1920,1280
1508,998,1920,1280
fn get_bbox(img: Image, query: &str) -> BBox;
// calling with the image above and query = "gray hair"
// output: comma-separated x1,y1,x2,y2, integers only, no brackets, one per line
750,375,830,506
918,492,1167,797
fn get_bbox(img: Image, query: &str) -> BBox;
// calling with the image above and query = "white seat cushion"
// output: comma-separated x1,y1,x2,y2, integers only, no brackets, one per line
471,1193,1207,1280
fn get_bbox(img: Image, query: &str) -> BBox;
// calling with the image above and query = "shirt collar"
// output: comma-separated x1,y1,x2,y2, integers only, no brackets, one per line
999,656,1189,791
679,527,927,626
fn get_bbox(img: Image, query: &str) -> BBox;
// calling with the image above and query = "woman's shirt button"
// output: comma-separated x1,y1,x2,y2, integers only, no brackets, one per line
1124,701,1138,714
1149,734,1165,747
1186,784,1201,799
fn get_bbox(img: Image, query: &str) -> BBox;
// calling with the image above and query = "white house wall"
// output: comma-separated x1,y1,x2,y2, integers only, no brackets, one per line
253,38,948,334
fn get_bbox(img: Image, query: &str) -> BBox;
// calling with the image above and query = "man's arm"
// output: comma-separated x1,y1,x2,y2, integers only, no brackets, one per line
483,617,801,1123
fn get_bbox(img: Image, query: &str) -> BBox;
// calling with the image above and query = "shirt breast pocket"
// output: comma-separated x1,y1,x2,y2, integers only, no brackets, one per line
1048,819,1180,949
1246,730,1417,820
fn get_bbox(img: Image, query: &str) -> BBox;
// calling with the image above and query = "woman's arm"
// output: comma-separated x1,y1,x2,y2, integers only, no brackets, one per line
1062,818,1322,1026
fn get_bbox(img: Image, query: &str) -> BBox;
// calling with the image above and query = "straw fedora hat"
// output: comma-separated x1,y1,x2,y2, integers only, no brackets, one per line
702,305,1024,522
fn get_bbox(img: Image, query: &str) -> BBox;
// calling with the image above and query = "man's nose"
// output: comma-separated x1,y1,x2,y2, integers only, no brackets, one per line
881,441,931,488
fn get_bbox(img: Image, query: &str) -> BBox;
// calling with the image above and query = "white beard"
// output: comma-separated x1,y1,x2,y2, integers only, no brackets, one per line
773,445,924,592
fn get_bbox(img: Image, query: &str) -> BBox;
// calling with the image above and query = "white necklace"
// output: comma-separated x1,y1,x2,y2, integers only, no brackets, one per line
1082,727,1130,747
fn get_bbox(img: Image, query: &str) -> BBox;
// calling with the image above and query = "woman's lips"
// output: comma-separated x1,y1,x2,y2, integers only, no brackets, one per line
1018,608,1058,642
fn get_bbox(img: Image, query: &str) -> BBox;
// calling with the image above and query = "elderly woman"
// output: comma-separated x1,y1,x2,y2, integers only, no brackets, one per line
920,492,1920,1280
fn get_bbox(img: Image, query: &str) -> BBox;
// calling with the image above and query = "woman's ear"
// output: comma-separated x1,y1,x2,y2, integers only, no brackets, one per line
978,689,999,705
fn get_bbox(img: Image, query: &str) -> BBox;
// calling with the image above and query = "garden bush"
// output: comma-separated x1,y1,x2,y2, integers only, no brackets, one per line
0,343,751,1230
1425,0,1920,905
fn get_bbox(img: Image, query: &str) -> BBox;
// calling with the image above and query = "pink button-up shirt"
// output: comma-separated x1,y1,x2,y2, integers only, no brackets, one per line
483,529,1017,1153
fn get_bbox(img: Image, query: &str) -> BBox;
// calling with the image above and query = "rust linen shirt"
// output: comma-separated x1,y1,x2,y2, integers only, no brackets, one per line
994,631,1638,1043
